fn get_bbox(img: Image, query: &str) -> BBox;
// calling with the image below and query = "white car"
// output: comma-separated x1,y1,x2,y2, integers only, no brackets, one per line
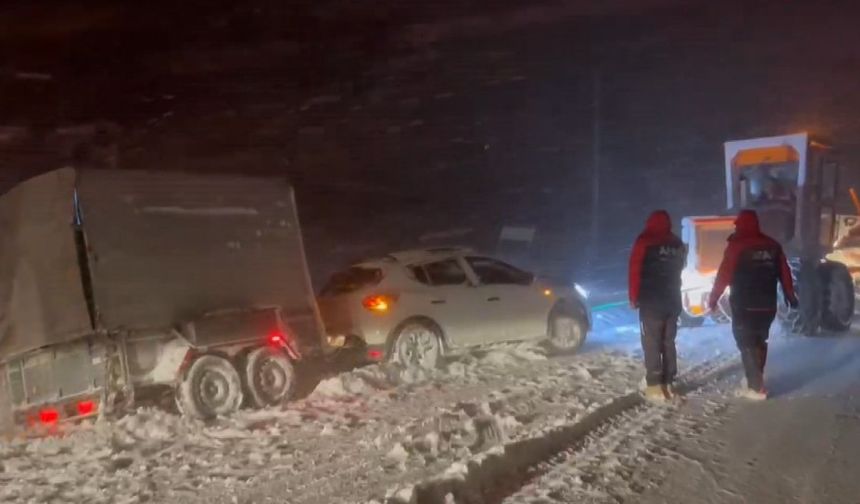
317,248,591,368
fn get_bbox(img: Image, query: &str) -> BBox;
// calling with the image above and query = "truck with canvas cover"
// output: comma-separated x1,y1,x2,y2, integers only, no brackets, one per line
0,168,325,434
723,133,855,334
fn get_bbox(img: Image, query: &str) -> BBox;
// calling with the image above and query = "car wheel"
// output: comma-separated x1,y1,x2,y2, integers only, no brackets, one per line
547,311,587,354
242,347,296,409
389,321,442,369
176,355,243,420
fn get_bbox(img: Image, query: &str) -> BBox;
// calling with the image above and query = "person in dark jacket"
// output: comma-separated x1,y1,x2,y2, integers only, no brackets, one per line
708,209,798,400
629,210,686,402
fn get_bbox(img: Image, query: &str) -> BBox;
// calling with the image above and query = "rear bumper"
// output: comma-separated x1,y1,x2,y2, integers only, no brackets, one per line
364,344,386,362
322,308,397,349
10,393,102,435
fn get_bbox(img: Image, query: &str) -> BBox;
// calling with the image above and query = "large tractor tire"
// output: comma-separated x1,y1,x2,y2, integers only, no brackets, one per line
778,259,822,336
819,261,855,332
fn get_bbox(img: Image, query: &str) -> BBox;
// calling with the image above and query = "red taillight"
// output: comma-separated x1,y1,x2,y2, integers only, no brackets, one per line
77,400,96,416
39,409,59,425
362,295,397,313
367,349,384,360
269,332,284,345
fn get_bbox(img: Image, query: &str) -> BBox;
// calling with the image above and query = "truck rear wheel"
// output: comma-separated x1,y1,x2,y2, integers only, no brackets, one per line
176,355,243,420
243,347,296,408
819,261,855,332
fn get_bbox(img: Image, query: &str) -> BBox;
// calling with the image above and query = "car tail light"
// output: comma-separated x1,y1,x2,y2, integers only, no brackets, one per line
362,294,397,313
367,349,384,360
77,400,97,416
39,409,59,425
269,331,285,345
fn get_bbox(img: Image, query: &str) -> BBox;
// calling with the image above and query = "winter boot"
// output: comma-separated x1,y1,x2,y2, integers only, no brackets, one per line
662,382,682,401
644,385,667,403
736,387,767,401
739,348,765,391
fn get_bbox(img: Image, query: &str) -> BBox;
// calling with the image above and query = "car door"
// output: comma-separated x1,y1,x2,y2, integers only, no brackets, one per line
463,256,552,341
409,258,493,348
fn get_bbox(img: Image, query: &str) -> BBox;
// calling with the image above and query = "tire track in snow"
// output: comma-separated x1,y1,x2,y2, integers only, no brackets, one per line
181,347,643,504
399,353,743,504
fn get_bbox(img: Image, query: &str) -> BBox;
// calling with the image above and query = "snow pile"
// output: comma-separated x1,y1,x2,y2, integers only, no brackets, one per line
0,404,365,503
0,329,705,504
307,341,549,402
464,342,548,368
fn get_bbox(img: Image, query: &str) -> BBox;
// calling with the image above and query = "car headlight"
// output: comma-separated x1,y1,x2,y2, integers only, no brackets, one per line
574,283,589,299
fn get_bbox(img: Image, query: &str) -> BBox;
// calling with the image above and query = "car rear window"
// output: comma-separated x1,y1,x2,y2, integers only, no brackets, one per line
320,267,383,296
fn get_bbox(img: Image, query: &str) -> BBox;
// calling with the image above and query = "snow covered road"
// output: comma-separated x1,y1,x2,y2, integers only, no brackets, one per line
506,322,860,504
0,317,740,504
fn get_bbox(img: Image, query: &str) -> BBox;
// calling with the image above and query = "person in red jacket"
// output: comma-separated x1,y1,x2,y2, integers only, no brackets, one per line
708,209,798,400
629,210,686,402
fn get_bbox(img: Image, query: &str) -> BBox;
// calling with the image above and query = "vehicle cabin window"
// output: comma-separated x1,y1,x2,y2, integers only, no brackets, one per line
409,265,430,285
466,256,532,286
320,267,382,296
421,259,468,286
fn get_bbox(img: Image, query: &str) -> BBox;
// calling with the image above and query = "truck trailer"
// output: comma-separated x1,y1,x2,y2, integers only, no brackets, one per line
0,168,325,434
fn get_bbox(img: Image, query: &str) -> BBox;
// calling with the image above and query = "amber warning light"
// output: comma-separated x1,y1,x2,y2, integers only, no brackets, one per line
362,295,397,313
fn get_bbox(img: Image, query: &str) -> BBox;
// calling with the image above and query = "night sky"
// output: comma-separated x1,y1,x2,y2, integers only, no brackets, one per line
2,0,860,288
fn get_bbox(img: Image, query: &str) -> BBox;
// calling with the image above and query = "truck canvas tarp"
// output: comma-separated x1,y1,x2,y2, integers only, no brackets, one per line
0,168,93,358
0,167,324,358
76,169,322,347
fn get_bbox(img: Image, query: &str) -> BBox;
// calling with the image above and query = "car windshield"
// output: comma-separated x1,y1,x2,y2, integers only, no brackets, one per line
739,163,798,206
320,267,383,296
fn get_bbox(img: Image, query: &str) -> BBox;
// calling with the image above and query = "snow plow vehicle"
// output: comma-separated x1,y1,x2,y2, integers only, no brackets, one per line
0,168,325,435
678,216,735,327
720,133,855,334
827,205,860,290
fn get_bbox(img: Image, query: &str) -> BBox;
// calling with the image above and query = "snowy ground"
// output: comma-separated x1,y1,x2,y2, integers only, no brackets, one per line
505,321,860,504
0,313,740,504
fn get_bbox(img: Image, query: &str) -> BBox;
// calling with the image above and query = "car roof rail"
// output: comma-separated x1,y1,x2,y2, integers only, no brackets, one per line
383,246,475,264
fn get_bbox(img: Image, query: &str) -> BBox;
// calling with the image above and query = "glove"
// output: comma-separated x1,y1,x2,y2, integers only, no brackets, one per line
706,297,717,313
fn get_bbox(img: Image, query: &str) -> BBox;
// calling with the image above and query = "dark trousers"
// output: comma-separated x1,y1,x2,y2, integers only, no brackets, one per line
640,311,679,386
732,312,774,391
